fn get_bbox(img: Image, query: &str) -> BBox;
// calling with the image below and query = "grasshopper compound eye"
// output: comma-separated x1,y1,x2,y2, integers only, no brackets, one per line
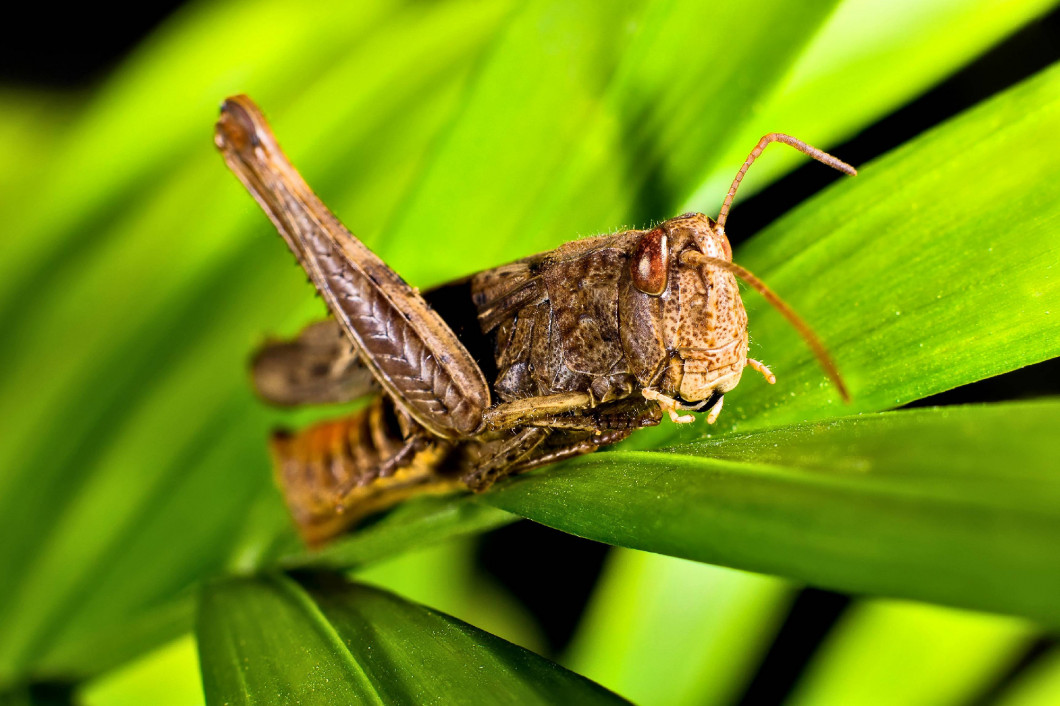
630,227,669,295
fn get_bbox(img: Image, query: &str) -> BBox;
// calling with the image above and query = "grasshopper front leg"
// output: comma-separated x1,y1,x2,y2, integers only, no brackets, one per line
215,95,490,440
481,391,594,430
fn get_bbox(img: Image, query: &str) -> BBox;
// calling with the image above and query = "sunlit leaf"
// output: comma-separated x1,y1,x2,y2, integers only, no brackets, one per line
484,401,1060,622
0,0,404,306
997,650,1060,706
682,0,1060,211
196,574,628,705
383,0,841,282
1,0,1057,688
564,550,791,706
785,600,1035,706
634,58,1060,446
0,0,510,684
79,636,203,706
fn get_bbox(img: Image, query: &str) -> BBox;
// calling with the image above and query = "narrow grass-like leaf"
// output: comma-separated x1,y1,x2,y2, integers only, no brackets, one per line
196,574,628,705
564,550,791,706
730,58,1060,429
997,650,1060,706
786,600,1035,706
0,90,76,225
635,58,1060,449
382,0,841,282
682,0,1060,211
0,0,405,308
0,0,509,684
31,595,196,689
3,0,1058,686
483,401,1060,623
78,636,203,706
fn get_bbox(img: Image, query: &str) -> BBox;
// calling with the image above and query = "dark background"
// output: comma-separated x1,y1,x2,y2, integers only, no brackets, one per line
6,4,1059,704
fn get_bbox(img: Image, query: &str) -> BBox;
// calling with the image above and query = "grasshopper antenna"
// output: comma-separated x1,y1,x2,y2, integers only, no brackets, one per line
716,133,857,231
682,251,851,403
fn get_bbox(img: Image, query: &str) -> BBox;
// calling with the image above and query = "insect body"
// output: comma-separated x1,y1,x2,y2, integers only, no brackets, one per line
216,95,855,545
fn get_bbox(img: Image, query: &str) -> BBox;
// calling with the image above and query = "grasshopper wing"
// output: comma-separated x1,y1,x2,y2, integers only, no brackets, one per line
216,95,489,438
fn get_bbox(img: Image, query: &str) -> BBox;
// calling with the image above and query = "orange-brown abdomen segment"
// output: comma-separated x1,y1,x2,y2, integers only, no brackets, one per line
270,397,460,546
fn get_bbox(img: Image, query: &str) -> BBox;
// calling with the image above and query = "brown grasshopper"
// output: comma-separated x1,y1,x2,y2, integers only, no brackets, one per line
215,95,855,546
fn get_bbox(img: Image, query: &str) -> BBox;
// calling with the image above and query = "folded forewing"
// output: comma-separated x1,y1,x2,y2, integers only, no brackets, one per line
216,96,489,438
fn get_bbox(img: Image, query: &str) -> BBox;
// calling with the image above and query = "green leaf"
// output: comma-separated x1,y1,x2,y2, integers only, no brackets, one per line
0,90,77,226
483,401,1060,623
196,574,628,705
564,550,791,706
997,650,1060,706
383,0,841,282
3,0,1057,685
30,596,196,690
78,636,203,706
633,57,1060,447
786,600,1035,706
734,58,1060,425
681,0,1060,211
0,0,406,309
0,0,510,684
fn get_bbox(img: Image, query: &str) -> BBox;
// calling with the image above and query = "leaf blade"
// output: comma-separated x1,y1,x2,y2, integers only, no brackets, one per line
786,600,1035,706
0,0,512,683
564,550,791,706
681,0,1060,212
483,400,1060,623
633,56,1060,450
196,574,629,705
382,0,843,281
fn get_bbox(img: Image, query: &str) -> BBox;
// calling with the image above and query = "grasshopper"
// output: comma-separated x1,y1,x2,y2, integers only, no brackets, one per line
215,95,855,546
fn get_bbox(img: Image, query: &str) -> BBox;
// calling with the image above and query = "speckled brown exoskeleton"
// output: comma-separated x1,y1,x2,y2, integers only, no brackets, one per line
215,95,856,546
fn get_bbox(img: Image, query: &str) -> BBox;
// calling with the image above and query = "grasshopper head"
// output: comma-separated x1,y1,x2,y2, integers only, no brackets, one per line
627,135,857,420
627,213,748,408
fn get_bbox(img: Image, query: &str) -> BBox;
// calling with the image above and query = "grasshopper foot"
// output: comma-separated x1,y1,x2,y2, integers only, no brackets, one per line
642,388,696,424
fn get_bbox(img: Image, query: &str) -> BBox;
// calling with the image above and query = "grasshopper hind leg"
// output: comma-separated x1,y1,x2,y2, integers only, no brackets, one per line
462,399,661,492
463,428,635,491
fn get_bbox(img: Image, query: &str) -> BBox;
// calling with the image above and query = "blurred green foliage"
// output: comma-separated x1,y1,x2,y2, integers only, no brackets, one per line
1,0,1059,703
197,575,627,704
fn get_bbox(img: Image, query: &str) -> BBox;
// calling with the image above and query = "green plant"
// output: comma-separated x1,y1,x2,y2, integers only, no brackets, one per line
1,0,1059,703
